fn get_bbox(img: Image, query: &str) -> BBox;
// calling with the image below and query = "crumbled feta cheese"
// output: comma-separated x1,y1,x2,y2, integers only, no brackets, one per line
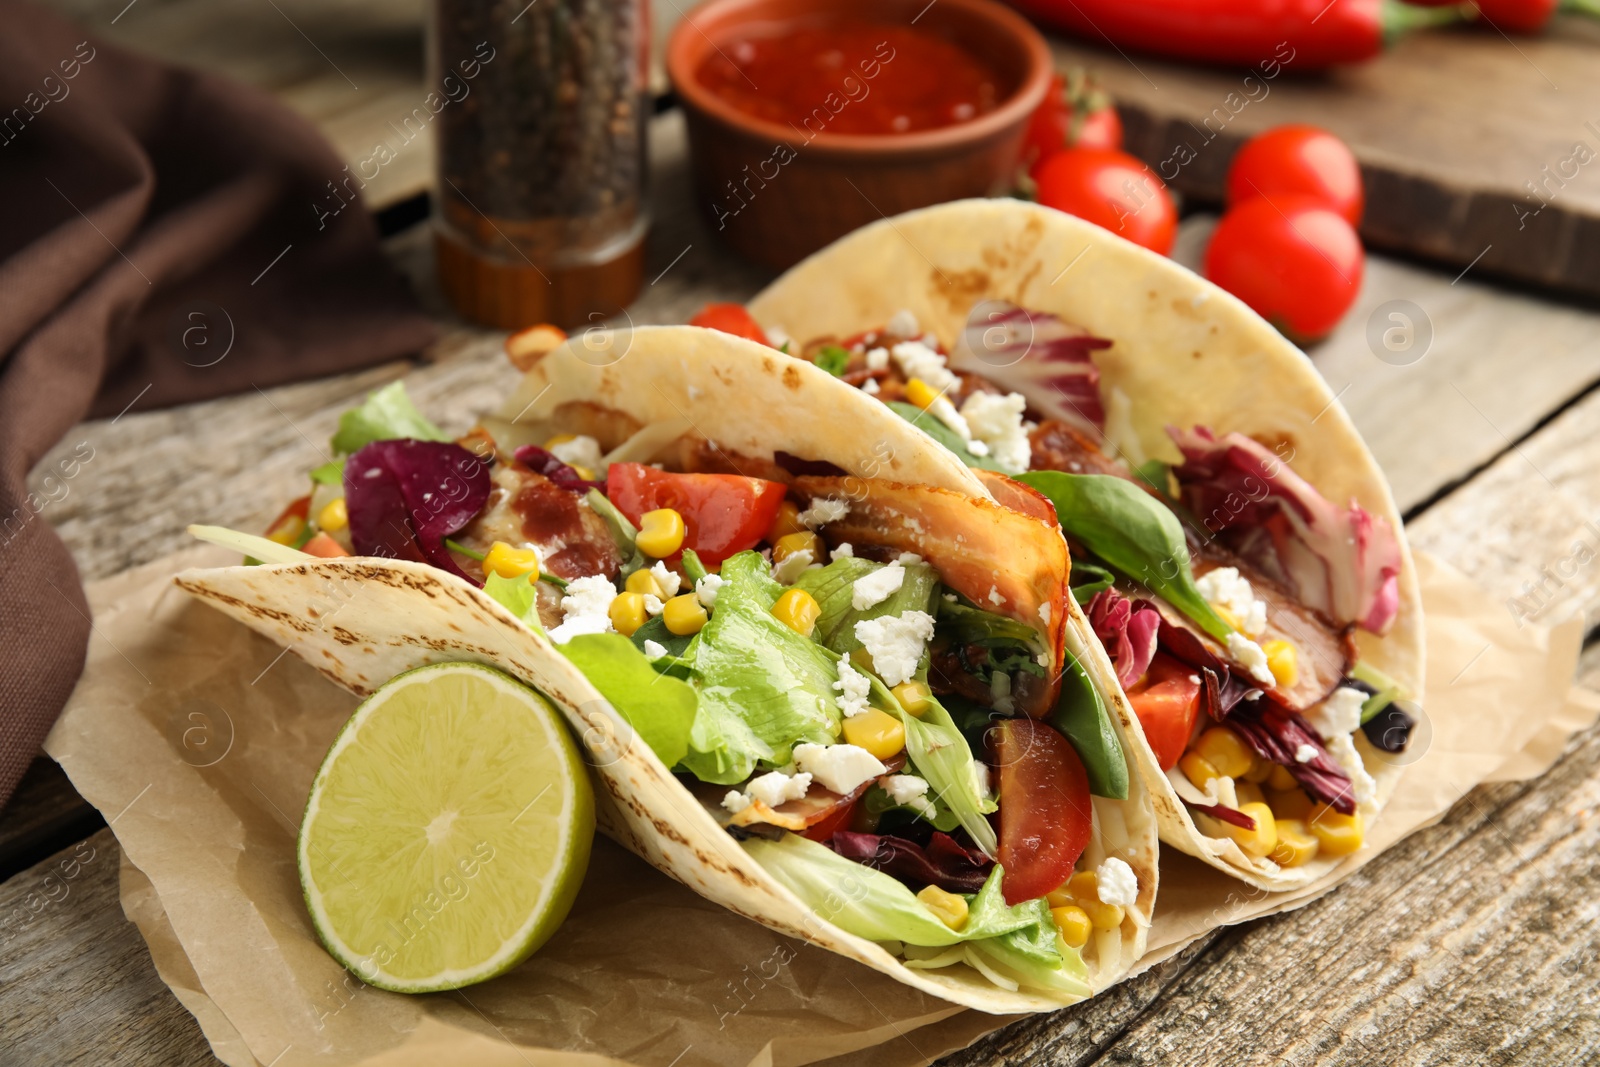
1196,566,1268,636
865,347,890,371
852,560,906,610
959,391,1031,474
548,575,617,643
798,497,850,527
987,585,1004,606
924,394,973,442
1096,858,1138,907
1310,686,1367,738
990,670,1015,714
834,659,873,719
771,548,814,584
891,340,957,391
547,434,603,472
765,325,791,349
862,378,880,394
721,790,751,814
643,594,664,616
1037,602,1051,625
1226,632,1277,686
1325,732,1377,809
1295,743,1317,763
650,560,682,597
695,573,725,608
854,610,936,686
897,552,923,564
885,309,921,338
793,743,885,795
971,759,992,798
833,542,854,558
643,639,669,659
943,593,958,602
746,770,813,808
881,774,930,806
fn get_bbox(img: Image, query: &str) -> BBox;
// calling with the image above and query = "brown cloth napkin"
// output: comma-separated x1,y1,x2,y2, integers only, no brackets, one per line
0,0,438,809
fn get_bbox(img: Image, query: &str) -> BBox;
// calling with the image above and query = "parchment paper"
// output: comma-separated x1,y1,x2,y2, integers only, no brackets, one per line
46,547,1593,1067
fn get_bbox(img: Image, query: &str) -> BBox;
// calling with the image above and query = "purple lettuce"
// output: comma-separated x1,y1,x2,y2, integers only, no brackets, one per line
1085,588,1160,689
512,445,606,493
828,831,994,894
345,440,490,583
953,302,1111,434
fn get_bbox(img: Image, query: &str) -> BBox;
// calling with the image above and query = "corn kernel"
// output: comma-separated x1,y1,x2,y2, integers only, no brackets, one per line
773,530,823,566
1262,639,1298,688
1234,780,1266,808
1307,806,1364,858
891,681,931,717
1222,801,1279,858
1213,605,1242,631
543,433,578,449
1267,786,1315,820
1051,905,1093,948
1267,763,1299,792
662,594,708,636
1179,752,1221,791
609,592,647,637
625,568,665,598
637,508,686,558
266,514,306,546
904,377,940,410
570,465,596,481
1083,899,1125,932
1269,818,1320,868
772,587,822,638
767,500,807,542
1241,757,1273,783
1066,870,1098,901
504,323,567,371
917,885,969,931
1194,727,1254,778
1045,882,1076,909
483,541,541,581
841,707,906,760
317,497,348,533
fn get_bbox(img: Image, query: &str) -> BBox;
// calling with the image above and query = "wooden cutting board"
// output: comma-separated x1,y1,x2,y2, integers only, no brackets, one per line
1047,20,1600,298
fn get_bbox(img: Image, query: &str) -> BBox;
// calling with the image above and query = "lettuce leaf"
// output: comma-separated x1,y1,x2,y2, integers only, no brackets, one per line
557,633,697,769
482,572,542,633
330,381,450,455
794,556,939,656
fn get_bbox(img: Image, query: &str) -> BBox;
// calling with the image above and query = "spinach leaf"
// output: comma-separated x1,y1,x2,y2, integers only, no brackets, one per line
1046,649,1128,799
936,599,1047,683
885,401,1007,472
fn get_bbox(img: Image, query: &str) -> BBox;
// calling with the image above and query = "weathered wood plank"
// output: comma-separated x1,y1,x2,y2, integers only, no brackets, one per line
0,759,101,882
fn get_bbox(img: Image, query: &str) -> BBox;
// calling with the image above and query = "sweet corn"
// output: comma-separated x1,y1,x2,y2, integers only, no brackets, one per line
842,707,905,760
569,464,596,481
891,681,932,717
1269,818,1320,868
1179,752,1222,791
483,541,541,581
1267,763,1299,792
1241,757,1273,783
1194,727,1254,778
1267,787,1315,820
637,508,686,558
543,433,578,449
504,323,566,371
1053,871,1122,931
1050,905,1093,949
904,377,940,410
917,885,969,931
772,587,822,638
773,530,823,565
662,594,708,636
267,514,306,546
1307,805,1364,858
1213,605,1242,631
767,500,807,542
317,497,348,533
1234,780,1266,808
1045,882,1077,909
1262,639,1298,688
609,592,648,637
1223,801,1279,858
625,569,665,598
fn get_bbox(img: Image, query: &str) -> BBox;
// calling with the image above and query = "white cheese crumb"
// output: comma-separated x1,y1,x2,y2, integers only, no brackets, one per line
886,309,921,338
765,325,791,349
897,552,923,564
959,391,1031,474
746,770,813,808
854,610,936,686
1295,743,1318,763
1226,632,1277,686
643,594,664,616
923,394,973,444
1325,732,1377,809
721,790,751,814
650,560,682,597
881,774,930,806
833,542,854,558
1037,602,1051,625
1196,566,1268,636
865,346,890,371
771,548,814,585
1096,858,1139,907
862,378,880,394
798,497,850,527
793,743,885,795
987,585,1004,606
695,573,725,608
1310,686,1367,738
852,560,906,610
643,639,669,659
548,575,617,643
834,659,873,719
891,340,957,391
547,434,603,472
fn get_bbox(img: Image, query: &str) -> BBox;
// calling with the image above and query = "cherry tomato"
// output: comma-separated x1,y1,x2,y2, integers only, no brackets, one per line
688,303,771,346
302,532,351,558
1205,195,1365,344
1126,653,1202,771
1034,148,1177,255
1226,124,1364,226
1022,72,1123,177
265,495,310,538
993,717,1093,906
606,464,788,566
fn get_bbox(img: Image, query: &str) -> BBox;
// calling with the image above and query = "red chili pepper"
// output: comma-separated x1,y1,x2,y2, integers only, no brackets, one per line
1006,0,1465,70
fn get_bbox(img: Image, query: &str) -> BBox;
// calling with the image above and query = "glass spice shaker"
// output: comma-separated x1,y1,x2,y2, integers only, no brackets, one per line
430,0,649,330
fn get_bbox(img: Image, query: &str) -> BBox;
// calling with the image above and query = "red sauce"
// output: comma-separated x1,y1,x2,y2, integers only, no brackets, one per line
695,20,1002,136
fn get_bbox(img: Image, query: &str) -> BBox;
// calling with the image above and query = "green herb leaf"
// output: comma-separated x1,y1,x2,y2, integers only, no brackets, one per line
1046,649,1128,800
885,401,1007,473
444,538,486,561
681,548,709,585
329,381,449,455
586,488,646,576
309,459,346,485
814,345,851,376
1069,560,1116,605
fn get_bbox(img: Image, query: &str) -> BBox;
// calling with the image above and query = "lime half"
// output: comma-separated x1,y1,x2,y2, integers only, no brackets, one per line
298,662,594,993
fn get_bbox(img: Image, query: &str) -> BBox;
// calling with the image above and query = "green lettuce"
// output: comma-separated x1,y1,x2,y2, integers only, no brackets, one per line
330,381,450,454
482,572,542,632
895,687,998,855
557,634,697,769
794,556,939,656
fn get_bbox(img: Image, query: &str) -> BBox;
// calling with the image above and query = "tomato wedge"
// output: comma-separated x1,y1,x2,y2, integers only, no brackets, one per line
688,303,771,345
1126,652,1203,771
606,464,787,566
994,718,1093,906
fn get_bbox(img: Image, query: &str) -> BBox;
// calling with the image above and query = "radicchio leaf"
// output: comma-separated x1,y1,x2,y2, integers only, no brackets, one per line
1086,588,1160,689
1214,698,1356,815
345,440,491,583
1191,803,1256,830
1168,427,1402,635
951,301,1111,434
827,830,994,894
512,445,606,493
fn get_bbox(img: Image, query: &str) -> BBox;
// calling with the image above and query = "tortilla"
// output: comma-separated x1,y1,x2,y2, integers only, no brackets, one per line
174,325,1158,1012
746,198,1425,891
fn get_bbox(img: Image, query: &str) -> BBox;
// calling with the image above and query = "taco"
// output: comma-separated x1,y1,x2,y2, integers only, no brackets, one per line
174,324,1158,1011
722,197,1424,891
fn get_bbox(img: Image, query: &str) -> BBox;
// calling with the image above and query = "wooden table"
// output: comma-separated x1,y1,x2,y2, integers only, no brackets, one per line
5,2,1600,1064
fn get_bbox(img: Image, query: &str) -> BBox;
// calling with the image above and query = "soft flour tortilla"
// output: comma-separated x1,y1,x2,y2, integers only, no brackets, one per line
175,325,1157,1013
746,199,1425,891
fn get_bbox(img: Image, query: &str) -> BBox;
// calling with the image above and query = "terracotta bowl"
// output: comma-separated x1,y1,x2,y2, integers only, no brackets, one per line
666,0,1052,270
